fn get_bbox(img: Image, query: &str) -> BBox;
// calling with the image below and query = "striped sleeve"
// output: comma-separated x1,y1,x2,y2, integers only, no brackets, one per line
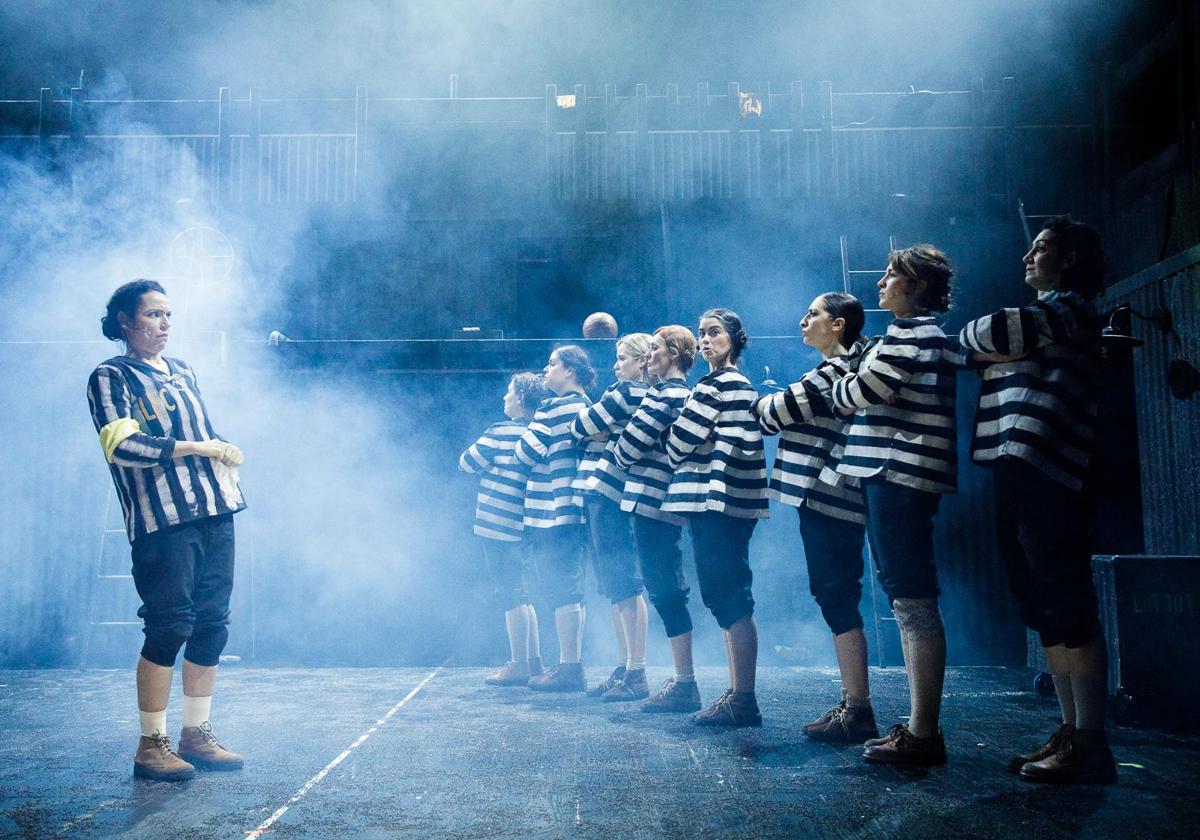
570,381,640,443
666,379,722,468
514,418,553,469
831,329,920,410
86,365,176,467
459,426,502,474
613,382,686,471
755,356,848,435
959,292,1095,356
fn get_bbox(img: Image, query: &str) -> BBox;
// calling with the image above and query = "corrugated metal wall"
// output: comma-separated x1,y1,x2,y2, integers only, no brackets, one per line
1102,247,1200,555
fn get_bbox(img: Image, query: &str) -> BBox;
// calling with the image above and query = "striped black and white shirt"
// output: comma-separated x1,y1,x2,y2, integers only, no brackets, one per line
570,379,649,505
459,418,530,541
663,367,769,519
515,392,592,528
754,354,866,524
611,378,691,525
829,317,959,495
86,355,246,542
958,290,1101,491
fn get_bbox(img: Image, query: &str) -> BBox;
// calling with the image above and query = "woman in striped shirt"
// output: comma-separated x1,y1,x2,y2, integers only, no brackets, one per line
958,217,1115,785
663,309,769,727
87,280,245,782
459,372,551,688
830,246,957,766
571,334,653,702
514,346,595,693
610,325,701,713
753,292,879,743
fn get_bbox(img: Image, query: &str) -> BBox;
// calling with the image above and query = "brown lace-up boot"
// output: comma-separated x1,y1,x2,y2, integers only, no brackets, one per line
178,722,244,771
133,733,196,781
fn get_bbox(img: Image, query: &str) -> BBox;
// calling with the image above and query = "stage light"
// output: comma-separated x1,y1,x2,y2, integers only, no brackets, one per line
738,91,762,117
1100,305,1144,349
1103,304,1199,400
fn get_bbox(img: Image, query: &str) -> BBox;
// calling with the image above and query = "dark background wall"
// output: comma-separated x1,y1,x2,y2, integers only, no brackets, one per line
1,0,1195,670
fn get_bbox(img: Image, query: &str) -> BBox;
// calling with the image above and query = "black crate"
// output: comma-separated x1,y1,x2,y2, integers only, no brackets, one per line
1027,555,1200,727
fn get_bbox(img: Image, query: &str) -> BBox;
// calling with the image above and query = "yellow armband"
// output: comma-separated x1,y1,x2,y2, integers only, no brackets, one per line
98,418,142,463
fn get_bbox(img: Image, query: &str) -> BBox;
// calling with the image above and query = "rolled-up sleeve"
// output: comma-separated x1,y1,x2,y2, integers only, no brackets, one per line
87,366,176,467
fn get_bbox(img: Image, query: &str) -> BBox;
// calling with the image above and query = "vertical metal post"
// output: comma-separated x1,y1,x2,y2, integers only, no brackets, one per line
1101,63,1113,215
354,86,368,203
696,82,709,196
545,84,558,202
604,83,617,199
249,87,262,203
727,82,741,199
69,78,84,140
1001,76,1017,211
839,235,851,293
38,87,53,147
790,80,804,196
971,77,987,205
820,80,834,197
217,87,231,212
574,84,586,201
636,83,649,202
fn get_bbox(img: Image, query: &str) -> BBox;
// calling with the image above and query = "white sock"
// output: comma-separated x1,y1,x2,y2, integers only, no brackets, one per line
626,656,646,672
675,665,695,683
182,695,212,728
555,603,584,664
139,709,167,737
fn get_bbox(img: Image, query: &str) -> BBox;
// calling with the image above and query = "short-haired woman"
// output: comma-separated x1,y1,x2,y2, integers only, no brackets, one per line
829,247,958,765
460,372,551,687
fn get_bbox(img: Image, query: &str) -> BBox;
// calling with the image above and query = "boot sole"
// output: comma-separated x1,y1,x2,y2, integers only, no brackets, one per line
602,692,650,703
807,728,880,744
133,763,195,781
1019,767,1117,785
178,753,244,771
641,704,702,713
862,751,946,766
692,716,762,727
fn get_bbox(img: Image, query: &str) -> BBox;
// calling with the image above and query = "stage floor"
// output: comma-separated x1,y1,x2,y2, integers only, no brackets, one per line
1,666,1196,838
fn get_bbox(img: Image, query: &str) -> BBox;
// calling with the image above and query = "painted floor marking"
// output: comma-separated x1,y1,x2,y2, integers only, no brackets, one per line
245,663,445,839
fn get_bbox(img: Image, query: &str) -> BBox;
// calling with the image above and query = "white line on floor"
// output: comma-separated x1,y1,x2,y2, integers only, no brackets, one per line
245,663,446,839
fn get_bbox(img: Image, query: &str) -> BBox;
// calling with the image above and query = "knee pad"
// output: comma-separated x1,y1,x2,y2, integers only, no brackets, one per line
891,597,944,642
182,624,229,667
141,627,190,668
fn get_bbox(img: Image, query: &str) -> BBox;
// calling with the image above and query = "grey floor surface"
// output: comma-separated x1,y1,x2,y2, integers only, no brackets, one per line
1,666,1197,839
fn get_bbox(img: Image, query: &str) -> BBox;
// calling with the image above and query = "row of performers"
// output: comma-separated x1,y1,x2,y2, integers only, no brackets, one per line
459,217,1116,784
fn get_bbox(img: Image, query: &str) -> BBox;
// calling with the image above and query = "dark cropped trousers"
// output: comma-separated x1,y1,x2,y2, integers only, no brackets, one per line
993,457,1102,649
130,514,235,668
632,513,693,637
687,511,757,630
797,503,867,636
